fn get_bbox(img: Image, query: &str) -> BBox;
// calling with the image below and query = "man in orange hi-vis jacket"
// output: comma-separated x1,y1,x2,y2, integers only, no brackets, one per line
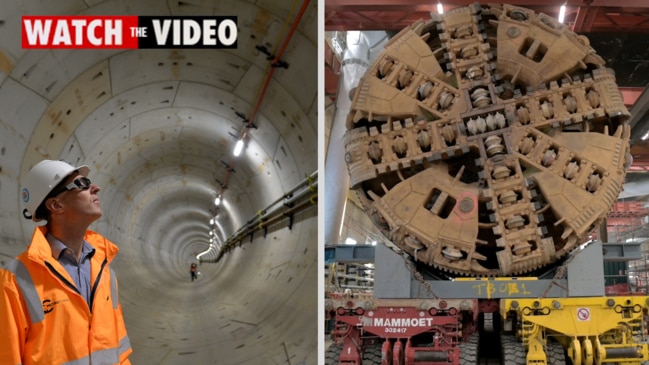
0,160,132,364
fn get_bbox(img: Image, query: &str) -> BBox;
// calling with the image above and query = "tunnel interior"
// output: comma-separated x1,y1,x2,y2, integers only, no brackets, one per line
0,0,317,364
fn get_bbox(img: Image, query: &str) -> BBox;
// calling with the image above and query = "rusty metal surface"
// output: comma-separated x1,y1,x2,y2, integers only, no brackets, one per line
343,4,631,276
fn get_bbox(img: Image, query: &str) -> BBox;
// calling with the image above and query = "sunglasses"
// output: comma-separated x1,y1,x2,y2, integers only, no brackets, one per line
54,176,92,196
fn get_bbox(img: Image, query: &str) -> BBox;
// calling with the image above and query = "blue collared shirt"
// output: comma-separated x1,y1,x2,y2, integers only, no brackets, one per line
46,232,96,308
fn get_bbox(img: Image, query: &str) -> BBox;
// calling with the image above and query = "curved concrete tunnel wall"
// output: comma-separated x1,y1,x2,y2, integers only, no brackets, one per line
0,1,318,364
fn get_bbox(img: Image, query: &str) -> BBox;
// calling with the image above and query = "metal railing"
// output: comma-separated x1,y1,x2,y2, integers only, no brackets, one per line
201,171,318,263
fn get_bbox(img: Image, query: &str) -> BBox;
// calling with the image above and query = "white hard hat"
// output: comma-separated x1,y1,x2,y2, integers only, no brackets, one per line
21,160,90,221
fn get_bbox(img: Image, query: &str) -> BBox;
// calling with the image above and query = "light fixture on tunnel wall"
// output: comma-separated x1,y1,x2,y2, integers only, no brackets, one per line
558,2,566,23
436,1,444,15
233,139,244,157
214,195,221,206
209,0,310,217
209,217,214,225
209,230,213,236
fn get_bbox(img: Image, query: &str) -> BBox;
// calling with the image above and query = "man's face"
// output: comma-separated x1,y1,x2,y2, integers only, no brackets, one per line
49,172,102,223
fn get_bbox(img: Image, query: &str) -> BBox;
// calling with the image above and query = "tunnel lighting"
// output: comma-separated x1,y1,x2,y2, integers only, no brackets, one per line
233,139,244,157
209,231,213,236
345,237,357,245
209,217,214,225
558,4,566,23
436,2,443,14
642,131,649,141
214,196,221,206
209,238,214,243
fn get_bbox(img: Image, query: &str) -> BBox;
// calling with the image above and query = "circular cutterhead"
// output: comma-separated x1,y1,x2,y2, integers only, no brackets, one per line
344,4,630,276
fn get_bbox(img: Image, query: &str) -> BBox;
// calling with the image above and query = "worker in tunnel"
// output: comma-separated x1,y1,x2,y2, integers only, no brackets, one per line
190,262,198,281
0,160,132,365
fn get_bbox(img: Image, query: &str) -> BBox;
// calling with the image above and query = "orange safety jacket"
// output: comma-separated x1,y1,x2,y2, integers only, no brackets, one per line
0,226,132,365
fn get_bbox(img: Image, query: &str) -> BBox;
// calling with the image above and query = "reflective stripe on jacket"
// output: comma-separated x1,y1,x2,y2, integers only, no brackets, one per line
0,226,132,365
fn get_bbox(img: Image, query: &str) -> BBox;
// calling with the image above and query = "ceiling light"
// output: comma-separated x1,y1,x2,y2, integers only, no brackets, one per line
437,2,444,14
214,196,221,206
558,4,566,23
209,230,213,236
345,237,357,245
233,139,244,157
642,131,649,141
209,217,214,225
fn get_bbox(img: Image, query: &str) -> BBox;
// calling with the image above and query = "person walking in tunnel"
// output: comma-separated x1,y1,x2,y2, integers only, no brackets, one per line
190,262,198,281
0,160,132,364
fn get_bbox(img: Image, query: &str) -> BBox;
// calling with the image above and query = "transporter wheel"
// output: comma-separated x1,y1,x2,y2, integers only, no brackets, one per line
501,335,525,365
325,344,342,365
546,339,566,365
362,343,383,365
460,333,480,365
